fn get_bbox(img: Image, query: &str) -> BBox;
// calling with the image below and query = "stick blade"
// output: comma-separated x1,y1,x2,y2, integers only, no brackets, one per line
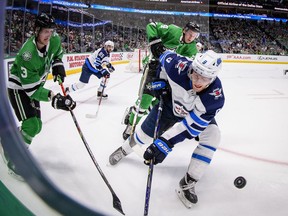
112,194,125,215
85,113,98,118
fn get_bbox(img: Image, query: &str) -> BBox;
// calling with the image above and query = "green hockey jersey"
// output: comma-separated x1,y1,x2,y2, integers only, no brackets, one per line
146,22,198,58
8,33,63,101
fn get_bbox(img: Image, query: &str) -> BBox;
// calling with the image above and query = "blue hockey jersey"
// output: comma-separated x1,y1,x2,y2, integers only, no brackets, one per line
158,51,225,145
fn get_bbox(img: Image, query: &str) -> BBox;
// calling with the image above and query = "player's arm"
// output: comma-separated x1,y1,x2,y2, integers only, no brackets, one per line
146,22,167,58
101,56,115,73
146,21,163,42
96,52,110,77
20,61,75,110
21,73,50,101
143,110,217,165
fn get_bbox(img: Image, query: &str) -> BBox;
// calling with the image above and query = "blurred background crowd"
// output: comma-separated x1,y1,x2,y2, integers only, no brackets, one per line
4,0,288,57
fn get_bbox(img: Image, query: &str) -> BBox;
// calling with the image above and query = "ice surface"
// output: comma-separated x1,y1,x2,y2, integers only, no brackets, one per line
1,63,288,216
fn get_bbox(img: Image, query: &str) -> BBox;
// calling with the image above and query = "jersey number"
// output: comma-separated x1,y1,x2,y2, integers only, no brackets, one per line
20,67,28,78
160,24,168,29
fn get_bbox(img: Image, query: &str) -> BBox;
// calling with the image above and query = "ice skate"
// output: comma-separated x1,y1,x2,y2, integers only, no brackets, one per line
176,173,198,208
109,147,128,165
121,106,133,125
122,124,133,140
0,144,24,181
97,91,108,99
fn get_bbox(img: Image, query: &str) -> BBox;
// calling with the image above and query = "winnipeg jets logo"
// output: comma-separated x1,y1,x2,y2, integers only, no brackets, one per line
22,51,32,61
216,58,222,66
174,101,188,117
175,60,188,74
209,88,222,99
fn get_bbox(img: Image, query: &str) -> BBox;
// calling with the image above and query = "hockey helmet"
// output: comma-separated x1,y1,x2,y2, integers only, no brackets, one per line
184,22,200,33
35,13,56,29
191,50,222,79
196,42,203,50
104,40,114,49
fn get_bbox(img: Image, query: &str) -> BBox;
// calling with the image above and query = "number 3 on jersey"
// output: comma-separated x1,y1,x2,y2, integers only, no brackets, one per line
20,66,28,78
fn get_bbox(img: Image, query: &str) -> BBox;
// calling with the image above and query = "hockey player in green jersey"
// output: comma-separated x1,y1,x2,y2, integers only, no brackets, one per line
2,13,76,180
122,21,200,140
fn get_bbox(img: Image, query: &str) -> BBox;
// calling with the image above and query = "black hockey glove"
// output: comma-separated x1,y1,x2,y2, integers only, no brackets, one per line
149,38,166,59
144,138,173,165
106,63,115,73
100,68,110,78
146,79,171,98
146,79,170,98
52,59,66,83
52,93,76,111
143,59,159,92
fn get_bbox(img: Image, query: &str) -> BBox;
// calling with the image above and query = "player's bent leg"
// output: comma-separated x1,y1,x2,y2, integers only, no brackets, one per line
188,123,220,180
67,63,91,93
128,94,154,126
122,94,155,140
110,126,153,165
66,81,86,93
0,143,25,181
21,117,42,144
177,123,221,207
97,77,109,99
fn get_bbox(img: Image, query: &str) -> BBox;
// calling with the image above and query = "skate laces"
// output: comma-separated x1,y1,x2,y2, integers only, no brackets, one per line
181,175,196,194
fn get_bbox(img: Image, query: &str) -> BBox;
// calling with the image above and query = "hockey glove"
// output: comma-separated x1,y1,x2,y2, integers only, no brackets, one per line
106,63,115,73
52,59,66,83
52,93,76,111
146,79,170,98
144,138,173,165
143,59,159,94
149,38,166,59
100,68,110,78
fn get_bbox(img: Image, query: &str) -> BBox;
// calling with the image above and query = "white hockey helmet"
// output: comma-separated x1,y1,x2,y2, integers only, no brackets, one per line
104,40,114,49
191,50,222,79
196,42,203,50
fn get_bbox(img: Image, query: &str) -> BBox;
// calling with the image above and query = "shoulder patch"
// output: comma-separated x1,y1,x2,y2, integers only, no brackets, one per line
209,88,223,100
22,51,32,61
175,60,189,74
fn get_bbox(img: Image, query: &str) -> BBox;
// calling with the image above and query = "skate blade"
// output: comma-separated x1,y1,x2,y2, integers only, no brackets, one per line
176,188,193,209
85,113,98,118
97,97,108,100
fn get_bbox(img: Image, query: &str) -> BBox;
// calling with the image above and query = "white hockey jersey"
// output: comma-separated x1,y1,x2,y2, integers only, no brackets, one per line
86,47,110,72
158,51,225,145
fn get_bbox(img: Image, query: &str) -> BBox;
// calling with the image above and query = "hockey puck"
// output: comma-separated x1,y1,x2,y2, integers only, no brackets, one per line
234,176,246,189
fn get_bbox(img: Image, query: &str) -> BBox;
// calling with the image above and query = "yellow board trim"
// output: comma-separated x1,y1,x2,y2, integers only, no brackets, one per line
47,61,130,80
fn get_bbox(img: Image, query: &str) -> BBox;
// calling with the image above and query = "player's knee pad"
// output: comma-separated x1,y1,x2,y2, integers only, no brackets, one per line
139,94,154,109
198,124,221,149
134,127,153,146
187,125,221,180
21,117,42,144
35,117,42,134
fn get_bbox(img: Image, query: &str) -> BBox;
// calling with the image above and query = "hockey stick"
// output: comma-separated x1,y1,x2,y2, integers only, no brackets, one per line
144,95,164,216
58,80,125,215
86,76,108,118
128,58,151,150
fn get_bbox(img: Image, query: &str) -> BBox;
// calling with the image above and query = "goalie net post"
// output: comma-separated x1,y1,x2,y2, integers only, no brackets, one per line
126,49,148,73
